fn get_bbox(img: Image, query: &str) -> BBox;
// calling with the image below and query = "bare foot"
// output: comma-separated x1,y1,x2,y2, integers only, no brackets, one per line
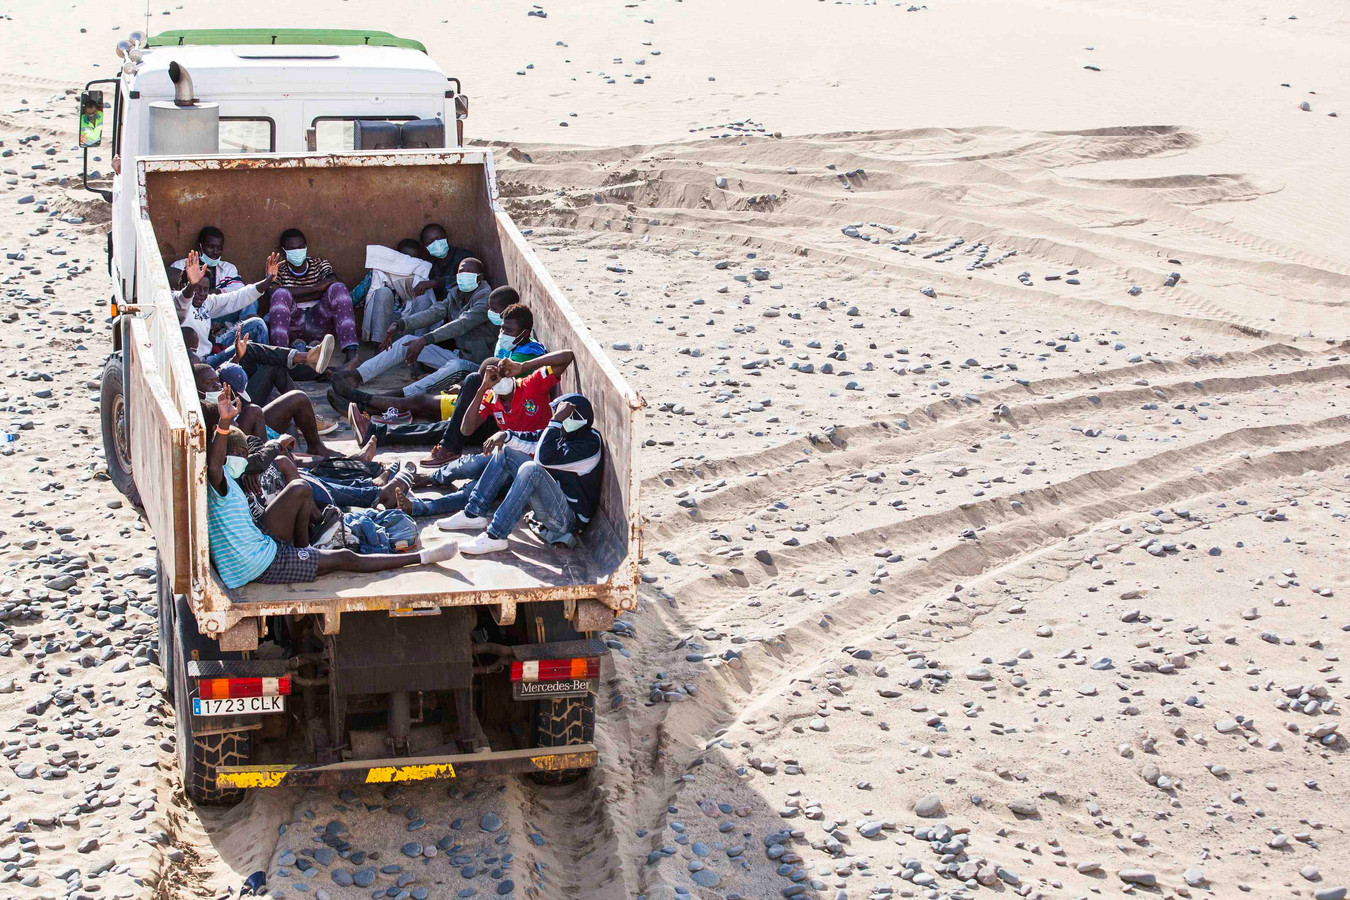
379,483,413,512
357,435,377,462
310,441,343,458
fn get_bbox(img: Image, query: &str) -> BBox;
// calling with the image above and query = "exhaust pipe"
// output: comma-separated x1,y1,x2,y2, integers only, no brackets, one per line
168,61,196,107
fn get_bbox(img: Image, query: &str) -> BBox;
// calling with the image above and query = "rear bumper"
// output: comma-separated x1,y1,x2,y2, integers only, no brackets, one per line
216,744,598,789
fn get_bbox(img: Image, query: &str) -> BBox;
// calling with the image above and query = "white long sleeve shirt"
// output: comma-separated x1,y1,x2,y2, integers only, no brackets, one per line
176,282,263,348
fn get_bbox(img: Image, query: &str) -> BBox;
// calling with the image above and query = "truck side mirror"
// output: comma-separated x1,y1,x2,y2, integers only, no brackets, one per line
79,90,105,148
454,94,469,120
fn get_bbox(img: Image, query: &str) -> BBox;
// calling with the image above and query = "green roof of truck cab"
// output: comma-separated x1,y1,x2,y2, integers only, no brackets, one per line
147,29,426,54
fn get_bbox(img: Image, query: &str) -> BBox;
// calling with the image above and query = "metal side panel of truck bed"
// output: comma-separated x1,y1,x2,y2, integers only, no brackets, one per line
128,149,642,640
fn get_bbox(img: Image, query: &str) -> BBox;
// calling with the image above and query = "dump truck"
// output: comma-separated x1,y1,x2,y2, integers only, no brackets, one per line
79,29,641,804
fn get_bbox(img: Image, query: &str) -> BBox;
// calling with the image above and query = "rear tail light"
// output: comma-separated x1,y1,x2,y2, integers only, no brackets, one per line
510,658,600,683
196,677,291,700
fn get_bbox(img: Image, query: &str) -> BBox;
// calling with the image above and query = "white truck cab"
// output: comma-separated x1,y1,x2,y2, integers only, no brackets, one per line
81,28,467,309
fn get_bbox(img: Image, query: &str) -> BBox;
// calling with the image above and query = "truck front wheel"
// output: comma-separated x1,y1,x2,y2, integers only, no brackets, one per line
99,353,141,507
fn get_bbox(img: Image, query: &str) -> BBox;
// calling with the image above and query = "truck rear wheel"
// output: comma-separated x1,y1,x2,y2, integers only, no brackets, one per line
172,603,248,806
527,602,596,786
530,693,595,786
99,352,141,507
156,557,175,700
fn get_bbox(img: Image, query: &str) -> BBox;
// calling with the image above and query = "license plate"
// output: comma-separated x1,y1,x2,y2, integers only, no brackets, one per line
192,695,285,717
512,678,594,700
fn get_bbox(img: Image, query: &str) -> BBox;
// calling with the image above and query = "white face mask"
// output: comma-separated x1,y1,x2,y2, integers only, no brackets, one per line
203,390,222,405
224,455,248,480
562,414,588,433
494,376,516,396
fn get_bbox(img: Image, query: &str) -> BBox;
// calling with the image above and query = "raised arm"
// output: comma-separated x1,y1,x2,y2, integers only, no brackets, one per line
458,359,501,437
207,387,240,494
499,349,574,380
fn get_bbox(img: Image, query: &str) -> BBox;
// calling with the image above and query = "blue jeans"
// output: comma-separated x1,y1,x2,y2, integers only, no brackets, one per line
464,448,531,520
481,459,577,543
205,316,269,367
300,474,379,509
410,453,494,517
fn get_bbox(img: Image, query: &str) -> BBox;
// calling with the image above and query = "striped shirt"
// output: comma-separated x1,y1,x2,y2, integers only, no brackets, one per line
207,474,277,588
276,257,336,291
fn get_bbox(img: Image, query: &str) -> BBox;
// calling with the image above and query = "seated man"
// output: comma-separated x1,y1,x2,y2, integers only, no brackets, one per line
438,394,603,555
420,222,473,295
170,226,263,356
206,387,459,589
343,257,494,397
333,294,544,449
360,239,437,342
231,329,335,406
213,361,340,457
358,349,576,519
269,227,360,363
175,249,277,364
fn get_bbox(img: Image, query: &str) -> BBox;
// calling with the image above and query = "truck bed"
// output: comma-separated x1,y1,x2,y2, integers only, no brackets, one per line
230,410,598,607
131,150,641,635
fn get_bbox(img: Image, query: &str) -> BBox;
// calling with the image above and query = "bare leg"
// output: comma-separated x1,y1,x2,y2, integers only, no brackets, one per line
362,391,445,419
265,390,338,457
260,480,315,547
316,547,426,575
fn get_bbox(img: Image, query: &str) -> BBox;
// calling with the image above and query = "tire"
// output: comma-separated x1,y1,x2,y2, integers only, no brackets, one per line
99,352,141,507
526,602,596,786
156,557,175,701
173,602,249,807
529,692,595,786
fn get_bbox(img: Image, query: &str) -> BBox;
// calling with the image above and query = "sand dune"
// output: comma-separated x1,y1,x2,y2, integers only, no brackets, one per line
0,0,1347,898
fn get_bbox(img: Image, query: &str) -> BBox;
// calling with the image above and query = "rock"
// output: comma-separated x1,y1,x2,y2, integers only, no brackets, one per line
1313,890,1347,900
480,812,503,833
1183,868,1206,887
1214,718,1240,734
1119,869,1157,887
1007,798,1038,817
913,794,944,818
331,870,354,887
966,666,992,682
691,869,719,887
497,879,515,895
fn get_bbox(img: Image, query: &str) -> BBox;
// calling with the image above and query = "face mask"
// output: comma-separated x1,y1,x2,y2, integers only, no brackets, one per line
494,332,516,358
200,252,220,267
562,414,588,433
203,390,222,405
494,376,516,396
284,247,308,267
224,455,248,480
426,239,449,259
487,309,505,327
456,272,478,292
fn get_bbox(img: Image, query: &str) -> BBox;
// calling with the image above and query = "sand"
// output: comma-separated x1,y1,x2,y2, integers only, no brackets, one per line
0,0,1347,898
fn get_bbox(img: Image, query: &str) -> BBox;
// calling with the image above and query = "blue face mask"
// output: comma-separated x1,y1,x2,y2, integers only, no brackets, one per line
456,272,478,292
200,252,220,267
426,239,449,259
284,247,308,267
224,455,248,480
495,332,516,358
487,309,504,327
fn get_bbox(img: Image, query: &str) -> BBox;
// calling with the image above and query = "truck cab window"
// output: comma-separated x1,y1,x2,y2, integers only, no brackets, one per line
312,117,414,151
220,118,275,153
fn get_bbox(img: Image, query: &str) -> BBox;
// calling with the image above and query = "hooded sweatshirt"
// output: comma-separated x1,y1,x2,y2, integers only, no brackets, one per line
524,394,604,528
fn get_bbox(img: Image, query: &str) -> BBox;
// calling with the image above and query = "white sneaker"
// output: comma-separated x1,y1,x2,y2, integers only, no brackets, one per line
437,511,488,532
460,532,510,555
313,333,336,374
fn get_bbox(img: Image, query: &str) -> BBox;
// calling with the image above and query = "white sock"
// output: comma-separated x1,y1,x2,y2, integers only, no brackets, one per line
420,541,458,564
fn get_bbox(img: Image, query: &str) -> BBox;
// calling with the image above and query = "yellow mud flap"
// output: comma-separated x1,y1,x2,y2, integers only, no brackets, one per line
216,744,598,789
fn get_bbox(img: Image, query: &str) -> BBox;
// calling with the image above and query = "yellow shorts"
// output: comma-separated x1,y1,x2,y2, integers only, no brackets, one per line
439,393,457,421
